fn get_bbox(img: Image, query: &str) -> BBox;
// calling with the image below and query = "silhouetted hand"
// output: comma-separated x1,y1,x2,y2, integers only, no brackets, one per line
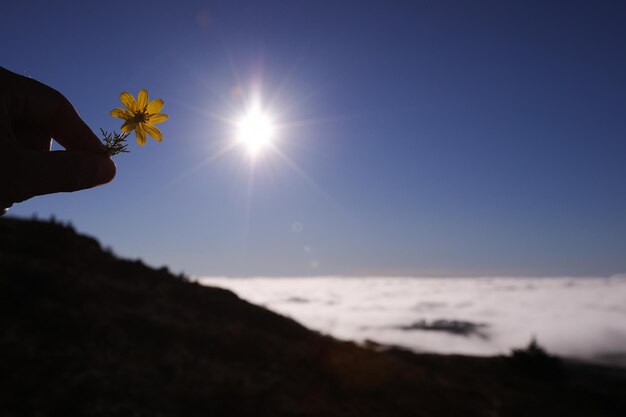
0,67,116,215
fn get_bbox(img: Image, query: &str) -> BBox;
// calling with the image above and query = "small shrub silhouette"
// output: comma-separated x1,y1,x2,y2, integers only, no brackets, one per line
508,337,562,379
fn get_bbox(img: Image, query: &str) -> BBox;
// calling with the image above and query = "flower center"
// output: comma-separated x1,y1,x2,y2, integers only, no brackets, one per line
132,110,148,124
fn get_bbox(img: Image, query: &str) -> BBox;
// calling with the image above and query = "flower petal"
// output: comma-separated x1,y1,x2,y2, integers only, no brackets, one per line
149,113,168,124
120,92,136,112
121,120,137,133
137,89,149,110
146,98,164,114
135,124,147,146
144,124,163,142
110,108,132,119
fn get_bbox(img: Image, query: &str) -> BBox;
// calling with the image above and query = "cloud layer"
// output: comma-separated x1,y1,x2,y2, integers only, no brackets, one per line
198,276,626,366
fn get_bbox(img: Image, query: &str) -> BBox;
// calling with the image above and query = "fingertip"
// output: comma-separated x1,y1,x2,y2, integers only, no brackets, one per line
96,156,116,185
31,151,116,199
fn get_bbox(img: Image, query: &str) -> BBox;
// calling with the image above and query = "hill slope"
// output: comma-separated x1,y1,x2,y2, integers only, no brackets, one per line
1,217,625,417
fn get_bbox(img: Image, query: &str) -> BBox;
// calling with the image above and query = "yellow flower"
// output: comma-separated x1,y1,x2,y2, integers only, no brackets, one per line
110,89,168,146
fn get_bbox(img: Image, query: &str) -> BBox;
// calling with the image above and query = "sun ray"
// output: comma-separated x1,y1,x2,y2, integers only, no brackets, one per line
243,160,256,246
270,146,354,220
154,140,240,195
277,113,362,129
172,98,237,125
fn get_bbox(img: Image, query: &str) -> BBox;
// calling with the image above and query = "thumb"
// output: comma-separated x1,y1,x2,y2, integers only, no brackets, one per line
11,149,116,203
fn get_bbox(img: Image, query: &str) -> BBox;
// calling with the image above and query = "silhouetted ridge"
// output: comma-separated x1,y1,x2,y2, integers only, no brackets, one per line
1,217,625,417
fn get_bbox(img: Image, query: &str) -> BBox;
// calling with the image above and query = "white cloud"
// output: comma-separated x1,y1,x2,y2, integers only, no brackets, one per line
197,276,626,366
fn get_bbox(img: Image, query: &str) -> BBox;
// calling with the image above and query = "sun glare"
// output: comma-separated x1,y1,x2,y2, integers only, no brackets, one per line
236,105,275,156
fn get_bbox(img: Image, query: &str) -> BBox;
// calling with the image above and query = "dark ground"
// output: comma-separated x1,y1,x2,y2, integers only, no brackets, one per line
1,216,625,417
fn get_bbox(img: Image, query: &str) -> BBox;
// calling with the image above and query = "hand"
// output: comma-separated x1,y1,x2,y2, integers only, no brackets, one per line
0,67,116,215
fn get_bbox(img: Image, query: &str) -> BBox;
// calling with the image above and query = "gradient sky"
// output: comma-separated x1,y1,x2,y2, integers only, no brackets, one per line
3,0,626,277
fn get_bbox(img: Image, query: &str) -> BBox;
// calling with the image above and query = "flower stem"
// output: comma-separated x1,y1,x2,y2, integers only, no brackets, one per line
101,129,130,157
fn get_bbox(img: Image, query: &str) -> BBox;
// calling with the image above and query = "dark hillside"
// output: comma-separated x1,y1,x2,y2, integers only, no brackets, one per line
1,217,625,417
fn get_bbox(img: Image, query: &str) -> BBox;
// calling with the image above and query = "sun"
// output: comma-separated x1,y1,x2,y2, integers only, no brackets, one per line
236,105,275,156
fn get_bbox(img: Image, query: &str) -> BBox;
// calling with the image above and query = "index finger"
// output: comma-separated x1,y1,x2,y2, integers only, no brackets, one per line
1,67,105,154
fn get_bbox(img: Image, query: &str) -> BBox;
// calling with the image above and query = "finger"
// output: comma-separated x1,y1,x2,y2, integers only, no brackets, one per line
13,125,52,152
48,97,105,153
9,149,116,203
3,68,105,154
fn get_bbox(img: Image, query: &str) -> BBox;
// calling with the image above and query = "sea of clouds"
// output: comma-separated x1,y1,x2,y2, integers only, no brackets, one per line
197,276,626,366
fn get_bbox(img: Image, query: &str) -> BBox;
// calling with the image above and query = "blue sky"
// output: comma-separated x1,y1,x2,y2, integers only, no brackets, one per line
4,0,626,276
